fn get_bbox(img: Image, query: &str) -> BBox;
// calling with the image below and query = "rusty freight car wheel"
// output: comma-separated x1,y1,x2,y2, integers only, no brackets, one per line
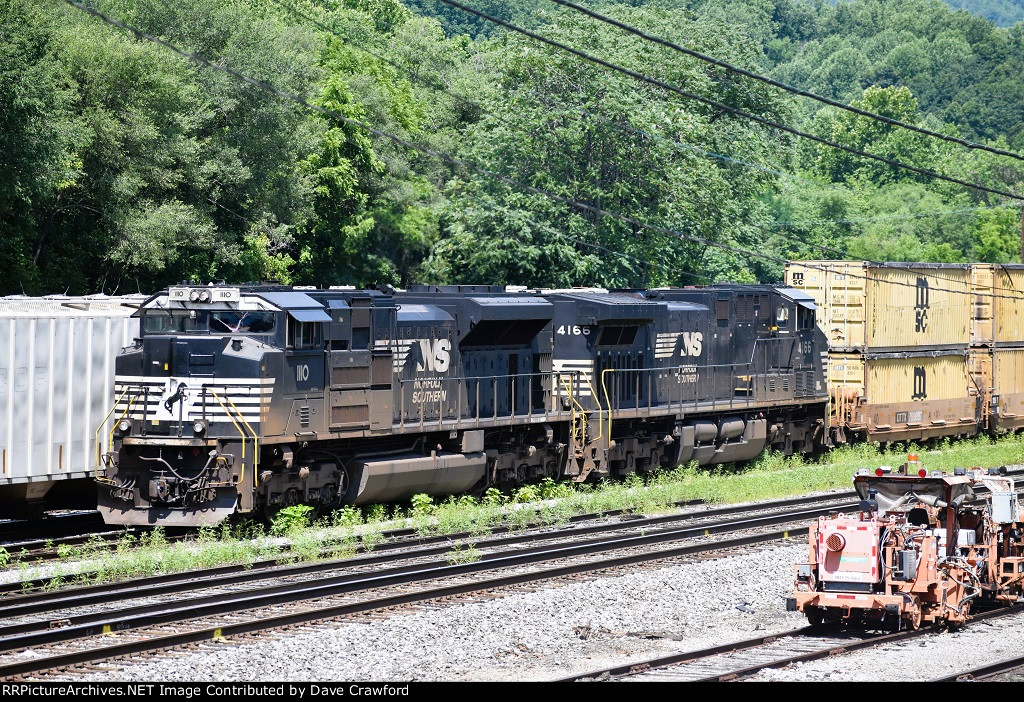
904,607,922,631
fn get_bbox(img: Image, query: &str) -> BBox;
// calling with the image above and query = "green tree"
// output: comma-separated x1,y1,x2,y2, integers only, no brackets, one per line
802,85,945,186
425,6,790,287
972,207,1021,262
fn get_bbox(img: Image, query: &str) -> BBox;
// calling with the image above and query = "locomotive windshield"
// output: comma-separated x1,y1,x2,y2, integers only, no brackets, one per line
143,309,276,334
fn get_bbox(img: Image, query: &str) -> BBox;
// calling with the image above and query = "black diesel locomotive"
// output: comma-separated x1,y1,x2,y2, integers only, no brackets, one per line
98,284,827,525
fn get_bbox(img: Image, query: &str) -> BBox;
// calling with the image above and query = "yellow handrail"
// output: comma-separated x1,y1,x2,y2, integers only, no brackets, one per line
207,390,260,489
94,386,132,478
580,372,603,441
558,373,588,448
209,389,248,488
220,391,260,487
108,396,139,451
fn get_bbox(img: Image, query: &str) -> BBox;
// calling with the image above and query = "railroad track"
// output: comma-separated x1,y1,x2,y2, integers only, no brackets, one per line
0,489,856,597
0,495,851,680
4,471,1021,680
0,512,104,544
559,605,1024,682
934,652,1024,682
6,465,1021,571
0,521,196,565
0,498,711,568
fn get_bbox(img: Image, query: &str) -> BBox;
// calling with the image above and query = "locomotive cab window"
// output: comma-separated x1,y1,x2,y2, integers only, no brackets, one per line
143,309,205,333
288,320,322,349
143,309,276,334
797,306,815,330
209,310,276,334
776,305,790,328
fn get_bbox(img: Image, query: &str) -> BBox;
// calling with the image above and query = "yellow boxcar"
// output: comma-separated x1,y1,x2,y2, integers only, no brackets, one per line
785,261,971,352
828,351,978,443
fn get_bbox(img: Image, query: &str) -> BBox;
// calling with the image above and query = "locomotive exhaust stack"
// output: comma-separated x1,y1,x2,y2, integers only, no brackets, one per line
790,459,1024,630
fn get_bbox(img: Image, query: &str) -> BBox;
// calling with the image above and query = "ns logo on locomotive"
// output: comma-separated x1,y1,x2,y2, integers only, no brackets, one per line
97,283,827,526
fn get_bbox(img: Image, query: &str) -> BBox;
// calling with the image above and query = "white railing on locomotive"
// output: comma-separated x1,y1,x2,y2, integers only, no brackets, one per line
396,371,556,430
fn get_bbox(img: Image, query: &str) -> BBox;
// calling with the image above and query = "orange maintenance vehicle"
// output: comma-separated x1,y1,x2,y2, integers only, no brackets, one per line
789,458,1024,630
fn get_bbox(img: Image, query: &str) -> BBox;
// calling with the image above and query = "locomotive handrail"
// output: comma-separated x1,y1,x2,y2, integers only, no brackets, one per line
207,388,256,488
220,390,260,487
579,372,604,442
396,370,555,430
388,352,817,437
557,373,588,452
600,368,614,440
94,385,133,477
107,394,139,456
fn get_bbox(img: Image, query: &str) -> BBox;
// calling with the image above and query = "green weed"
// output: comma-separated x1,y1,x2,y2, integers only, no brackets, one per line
445,541,481,565
270,505,315,536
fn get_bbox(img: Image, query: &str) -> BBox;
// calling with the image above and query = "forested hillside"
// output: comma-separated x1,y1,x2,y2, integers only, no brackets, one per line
940,0,1024,26
2,0,1023,294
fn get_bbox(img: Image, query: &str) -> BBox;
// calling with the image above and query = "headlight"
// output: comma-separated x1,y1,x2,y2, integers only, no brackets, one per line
199,290,211,302
193,420,206,435
118,419,132,434
189,289,201,302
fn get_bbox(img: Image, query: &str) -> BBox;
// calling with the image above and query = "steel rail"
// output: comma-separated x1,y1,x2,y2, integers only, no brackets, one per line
560,605,1023,682
0,523,813,679
0,489,854,598
933,652,1024,682
0,506,829,646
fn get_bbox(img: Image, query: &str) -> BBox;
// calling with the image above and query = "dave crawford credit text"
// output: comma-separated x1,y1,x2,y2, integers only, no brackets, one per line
2,684,412,697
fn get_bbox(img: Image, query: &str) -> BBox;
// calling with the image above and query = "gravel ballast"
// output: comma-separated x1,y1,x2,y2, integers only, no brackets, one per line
45,539,1024,682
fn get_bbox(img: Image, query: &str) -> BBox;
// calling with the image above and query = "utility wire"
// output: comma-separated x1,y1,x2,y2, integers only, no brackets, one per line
428,1,1024,290
274,0,999,245
62,0,1024,303
771,204,1015,228
432,0,1023,202
265,0,719,276
544,0,1024,164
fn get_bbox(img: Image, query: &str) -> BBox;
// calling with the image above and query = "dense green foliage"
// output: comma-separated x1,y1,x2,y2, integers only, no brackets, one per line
2,0,1023,294
941,0,1024,27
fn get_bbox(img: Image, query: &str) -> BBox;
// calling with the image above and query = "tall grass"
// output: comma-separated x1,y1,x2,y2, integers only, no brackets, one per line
6,434,1024,589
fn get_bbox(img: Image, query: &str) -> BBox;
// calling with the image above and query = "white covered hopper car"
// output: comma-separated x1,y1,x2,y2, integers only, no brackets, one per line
0,295,143,517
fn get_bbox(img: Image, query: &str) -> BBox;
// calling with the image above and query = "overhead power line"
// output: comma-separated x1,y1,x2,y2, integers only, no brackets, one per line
267,0,715,281
431,0,1023,203
62,0,1024,303
274,0,1002,238
544,0,1024,164
770,204,1015,228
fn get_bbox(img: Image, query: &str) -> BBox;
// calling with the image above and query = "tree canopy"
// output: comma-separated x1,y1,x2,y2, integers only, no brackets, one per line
1,0,1022,294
